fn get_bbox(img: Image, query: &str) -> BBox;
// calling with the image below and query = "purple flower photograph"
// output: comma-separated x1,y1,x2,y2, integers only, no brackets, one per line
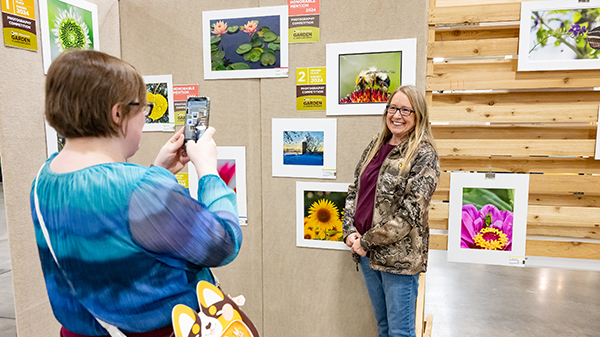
461,204,514,251
461,188,515,251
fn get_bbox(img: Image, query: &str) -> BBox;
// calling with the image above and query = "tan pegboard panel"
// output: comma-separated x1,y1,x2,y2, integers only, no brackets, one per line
119,0,265,332
258,0,430,336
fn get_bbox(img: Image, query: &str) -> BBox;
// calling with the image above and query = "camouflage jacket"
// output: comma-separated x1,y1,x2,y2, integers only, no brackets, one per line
343,137,440,275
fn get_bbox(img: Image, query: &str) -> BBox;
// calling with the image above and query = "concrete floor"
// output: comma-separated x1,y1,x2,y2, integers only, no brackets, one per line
1,181,600,336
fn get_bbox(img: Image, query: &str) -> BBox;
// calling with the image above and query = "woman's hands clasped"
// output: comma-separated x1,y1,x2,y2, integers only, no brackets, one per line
346,232,367,257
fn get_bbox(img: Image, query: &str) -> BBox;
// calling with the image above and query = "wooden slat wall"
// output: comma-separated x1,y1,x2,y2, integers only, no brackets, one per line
427,0,600,261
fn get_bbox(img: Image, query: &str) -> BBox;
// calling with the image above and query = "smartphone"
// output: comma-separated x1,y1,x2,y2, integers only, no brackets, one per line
184,96,210,143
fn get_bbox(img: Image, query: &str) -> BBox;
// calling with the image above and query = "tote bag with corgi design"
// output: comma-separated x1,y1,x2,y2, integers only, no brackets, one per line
172,281,259,337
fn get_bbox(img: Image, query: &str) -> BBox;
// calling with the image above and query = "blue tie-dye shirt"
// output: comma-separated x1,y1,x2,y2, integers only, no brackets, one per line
30,153,242,335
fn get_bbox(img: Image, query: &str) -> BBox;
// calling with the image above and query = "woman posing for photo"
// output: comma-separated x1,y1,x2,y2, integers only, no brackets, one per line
343,85,440,337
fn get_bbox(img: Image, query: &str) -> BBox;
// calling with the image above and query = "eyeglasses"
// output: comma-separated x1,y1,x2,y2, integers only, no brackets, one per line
386,106,414,116
129,102,154,117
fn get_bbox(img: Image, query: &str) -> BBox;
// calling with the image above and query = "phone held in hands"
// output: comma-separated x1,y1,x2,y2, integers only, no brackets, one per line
184,96,210,144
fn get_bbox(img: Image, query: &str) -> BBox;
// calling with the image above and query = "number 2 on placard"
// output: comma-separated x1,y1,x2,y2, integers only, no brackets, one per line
298,70,306,83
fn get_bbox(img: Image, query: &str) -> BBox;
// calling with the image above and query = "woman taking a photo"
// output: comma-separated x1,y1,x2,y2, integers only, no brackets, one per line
343,85,440,337
31,50,242,337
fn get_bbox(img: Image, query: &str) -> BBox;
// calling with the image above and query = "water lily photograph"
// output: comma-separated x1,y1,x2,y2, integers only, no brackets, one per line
40,0,99,73
143,75,174,132
518,1,600,71
203,6,289,79
296,182,350,250
447,172,530,266
210,15,281,70
461,188,514,251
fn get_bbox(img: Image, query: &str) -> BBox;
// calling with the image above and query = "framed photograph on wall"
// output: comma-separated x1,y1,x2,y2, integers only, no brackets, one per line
447,172,530,267
143,75,175,132
202,6,289,79
518,0,600,71
39,0,99,74
189,146,248,226
272,118,337,179
326,38,416,116
296,181,350,250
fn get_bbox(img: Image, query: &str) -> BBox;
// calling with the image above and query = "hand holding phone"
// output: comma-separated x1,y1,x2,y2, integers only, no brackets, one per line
184,97,210,144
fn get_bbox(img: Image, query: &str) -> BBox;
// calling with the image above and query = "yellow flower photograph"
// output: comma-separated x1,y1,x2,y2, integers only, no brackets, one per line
304,191,346,242
296,182,350,250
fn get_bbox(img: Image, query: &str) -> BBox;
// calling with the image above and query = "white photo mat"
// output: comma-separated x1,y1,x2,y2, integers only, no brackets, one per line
326,38,417,116
296,181,350,250
202,6,289,80
517,0,600,71
271,118,337,179
189,146,248,226
143,75,175,132
39,0,100,74
447,172,530,267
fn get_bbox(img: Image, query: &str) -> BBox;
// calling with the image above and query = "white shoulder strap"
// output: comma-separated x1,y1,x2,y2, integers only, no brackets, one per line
34,164,126,337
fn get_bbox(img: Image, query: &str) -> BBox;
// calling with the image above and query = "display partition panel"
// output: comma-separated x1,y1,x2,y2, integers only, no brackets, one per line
271,118,337,179
296,181,350,250
39,0,99,74
326,38,417,116
447,172,530,267
518,0,600,71
143,75,175,132
189,146,248,225
202,6,289,79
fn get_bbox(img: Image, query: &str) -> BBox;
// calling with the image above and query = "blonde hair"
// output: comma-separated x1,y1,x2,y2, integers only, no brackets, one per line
360,85,436,176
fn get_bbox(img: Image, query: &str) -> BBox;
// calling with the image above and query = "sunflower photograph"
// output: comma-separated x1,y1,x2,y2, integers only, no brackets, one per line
303,190,346,242
297,183,350,250
40,0,99,73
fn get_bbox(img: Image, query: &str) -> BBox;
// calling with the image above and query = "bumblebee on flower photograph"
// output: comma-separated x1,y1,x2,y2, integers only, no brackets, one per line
338,52,402,104
40,0,99,73
461,188,515,251
296,182,350,250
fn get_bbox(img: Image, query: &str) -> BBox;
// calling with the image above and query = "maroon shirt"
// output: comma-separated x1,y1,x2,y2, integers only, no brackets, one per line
354,143,395,235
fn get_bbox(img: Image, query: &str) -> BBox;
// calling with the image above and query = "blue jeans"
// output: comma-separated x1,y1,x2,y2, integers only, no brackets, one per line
359,256,419,337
